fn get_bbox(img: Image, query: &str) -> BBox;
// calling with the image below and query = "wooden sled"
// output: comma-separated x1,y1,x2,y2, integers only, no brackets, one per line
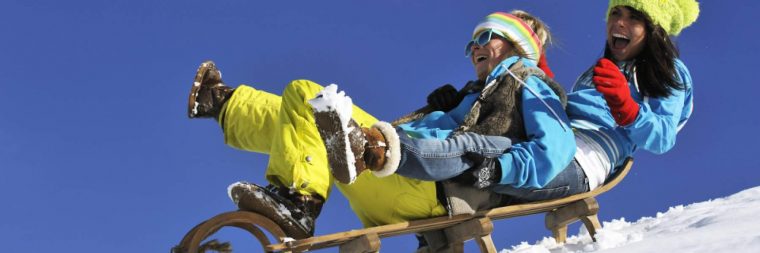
174,158,632,253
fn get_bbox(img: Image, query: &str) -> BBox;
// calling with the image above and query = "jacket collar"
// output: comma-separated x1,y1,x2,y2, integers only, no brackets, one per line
485,56,536,84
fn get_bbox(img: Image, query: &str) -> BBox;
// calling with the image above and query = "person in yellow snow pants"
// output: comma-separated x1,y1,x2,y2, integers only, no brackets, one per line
188,68,445,239
186,9,557,242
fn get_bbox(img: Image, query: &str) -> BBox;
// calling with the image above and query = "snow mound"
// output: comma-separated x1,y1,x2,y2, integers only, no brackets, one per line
501,186,760,253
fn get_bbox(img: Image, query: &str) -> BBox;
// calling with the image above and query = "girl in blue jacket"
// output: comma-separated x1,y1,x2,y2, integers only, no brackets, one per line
566,0,698,190
313,11,584,202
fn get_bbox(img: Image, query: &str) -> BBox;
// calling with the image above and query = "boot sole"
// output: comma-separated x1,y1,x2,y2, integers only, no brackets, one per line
312,109,358,184
187,61,216,118
309,85,365,184
227,182,312,239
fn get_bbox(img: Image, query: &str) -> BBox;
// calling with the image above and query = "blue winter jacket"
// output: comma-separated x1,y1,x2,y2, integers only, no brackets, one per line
566,58,694,173
398,56,576,189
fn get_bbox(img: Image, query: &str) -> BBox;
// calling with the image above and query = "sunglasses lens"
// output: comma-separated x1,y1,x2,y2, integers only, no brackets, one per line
464,30,495,57
465,41,474,57
477,31,493,46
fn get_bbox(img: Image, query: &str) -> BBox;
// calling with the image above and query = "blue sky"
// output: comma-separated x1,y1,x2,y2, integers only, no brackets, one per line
1,0,758,252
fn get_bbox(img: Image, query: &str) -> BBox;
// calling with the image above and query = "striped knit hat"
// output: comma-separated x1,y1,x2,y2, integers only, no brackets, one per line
607,0,700,36
472,12,542,64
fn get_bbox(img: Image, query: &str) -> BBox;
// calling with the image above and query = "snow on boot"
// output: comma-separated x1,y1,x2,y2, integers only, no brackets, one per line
308,84,400,184
227,182,323,239
187,61,234,119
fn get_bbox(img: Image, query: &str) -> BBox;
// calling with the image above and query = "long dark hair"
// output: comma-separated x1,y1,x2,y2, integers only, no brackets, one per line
604,6,683,98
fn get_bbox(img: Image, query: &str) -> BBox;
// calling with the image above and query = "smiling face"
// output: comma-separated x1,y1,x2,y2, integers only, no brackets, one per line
469,35,516,81
607,6,647,61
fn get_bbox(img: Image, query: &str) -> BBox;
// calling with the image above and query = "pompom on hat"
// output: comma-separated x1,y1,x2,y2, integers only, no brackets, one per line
472,12,542,64
607,0,700,36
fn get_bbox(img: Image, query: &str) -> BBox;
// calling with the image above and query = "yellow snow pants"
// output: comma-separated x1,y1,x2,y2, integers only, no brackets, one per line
218,80,447,227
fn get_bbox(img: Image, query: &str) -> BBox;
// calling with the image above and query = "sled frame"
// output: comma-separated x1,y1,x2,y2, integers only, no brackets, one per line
174,158,632,253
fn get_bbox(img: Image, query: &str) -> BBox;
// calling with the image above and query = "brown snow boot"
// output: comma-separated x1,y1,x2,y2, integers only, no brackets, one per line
312,114,401,184
187,61,235,119
308,85,401,184
361,123,400,176
362,127,387,170
228,182,324,239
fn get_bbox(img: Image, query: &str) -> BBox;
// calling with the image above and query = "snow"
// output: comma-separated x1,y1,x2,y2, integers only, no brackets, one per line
501,186,760,253
191,81,201,116
227,181,244,203
308,84,353,126
226,181,264,204
277,203,291,216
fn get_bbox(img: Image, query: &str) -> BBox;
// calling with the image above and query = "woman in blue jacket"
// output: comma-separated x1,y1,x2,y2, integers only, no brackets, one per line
566,0,698,191
313,11,584,201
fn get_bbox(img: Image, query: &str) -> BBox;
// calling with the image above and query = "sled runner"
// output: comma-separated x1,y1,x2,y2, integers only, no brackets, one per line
173,158,633,253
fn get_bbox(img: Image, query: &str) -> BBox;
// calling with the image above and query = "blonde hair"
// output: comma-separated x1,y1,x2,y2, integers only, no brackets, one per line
510,10,552,51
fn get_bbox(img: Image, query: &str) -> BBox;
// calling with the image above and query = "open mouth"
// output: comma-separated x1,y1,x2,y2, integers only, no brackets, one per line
475,55,488,63
611,33,630,50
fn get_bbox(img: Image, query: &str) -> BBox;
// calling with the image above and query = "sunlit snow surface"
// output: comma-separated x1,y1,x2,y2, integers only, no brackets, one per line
502,186,760,253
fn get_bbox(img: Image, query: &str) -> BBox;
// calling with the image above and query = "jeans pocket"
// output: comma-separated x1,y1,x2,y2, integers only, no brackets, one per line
529,185,571,199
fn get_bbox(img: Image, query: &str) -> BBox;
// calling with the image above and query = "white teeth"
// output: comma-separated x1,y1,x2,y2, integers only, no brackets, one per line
612,33,629,39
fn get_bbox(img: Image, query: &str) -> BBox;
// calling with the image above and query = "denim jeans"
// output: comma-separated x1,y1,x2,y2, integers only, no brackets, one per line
393,127,589,202
394,129,512,181
491,159,589,203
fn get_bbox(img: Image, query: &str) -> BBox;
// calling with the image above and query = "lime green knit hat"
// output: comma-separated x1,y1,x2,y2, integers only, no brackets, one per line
607,0,700,35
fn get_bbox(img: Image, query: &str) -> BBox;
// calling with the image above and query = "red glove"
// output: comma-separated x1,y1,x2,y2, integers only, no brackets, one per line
593,58,639,126
537,53,555,78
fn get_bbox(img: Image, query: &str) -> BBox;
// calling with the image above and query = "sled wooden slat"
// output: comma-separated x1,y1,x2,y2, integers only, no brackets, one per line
176,158,632,253
545,198,600,243
339,233,381,253
266,213,476,252
444,217,496,253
